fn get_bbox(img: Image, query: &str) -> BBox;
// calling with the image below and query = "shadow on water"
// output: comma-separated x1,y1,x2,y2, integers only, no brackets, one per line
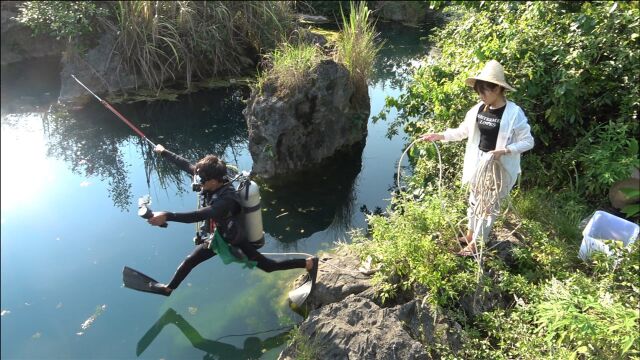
136,308,290,360
43,86,250,210
260,141,364,243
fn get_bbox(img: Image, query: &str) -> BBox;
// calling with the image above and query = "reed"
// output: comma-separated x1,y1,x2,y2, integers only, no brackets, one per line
334,1,383,93
104,1,294,92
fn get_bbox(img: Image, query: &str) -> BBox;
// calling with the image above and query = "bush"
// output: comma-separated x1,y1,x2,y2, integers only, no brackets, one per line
16,1,109,40
351,194,476,306
378,1,640,202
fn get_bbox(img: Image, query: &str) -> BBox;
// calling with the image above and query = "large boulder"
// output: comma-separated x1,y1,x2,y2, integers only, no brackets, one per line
279,294,430,360
244,59,370,178
1,1,65,65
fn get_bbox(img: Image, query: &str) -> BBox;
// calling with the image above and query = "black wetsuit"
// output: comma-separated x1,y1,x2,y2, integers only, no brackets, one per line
159,150,306,290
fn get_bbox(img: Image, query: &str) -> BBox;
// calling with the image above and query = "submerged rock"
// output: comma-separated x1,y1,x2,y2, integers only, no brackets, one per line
244,60,370,178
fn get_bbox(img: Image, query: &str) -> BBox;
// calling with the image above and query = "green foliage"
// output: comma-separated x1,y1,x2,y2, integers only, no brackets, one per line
104,1,294,91
287,325,323,360
534,275,639,359
351,194,477,306
620,187,640,217
16,1,109,40
335,2,384,94
256,42,322,96
378,1,640,202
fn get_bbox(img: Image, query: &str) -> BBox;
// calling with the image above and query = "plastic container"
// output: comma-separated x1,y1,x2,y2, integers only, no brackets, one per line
578,210,639,260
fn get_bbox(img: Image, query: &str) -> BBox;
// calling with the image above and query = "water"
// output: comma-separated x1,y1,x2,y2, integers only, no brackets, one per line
1,23,431,359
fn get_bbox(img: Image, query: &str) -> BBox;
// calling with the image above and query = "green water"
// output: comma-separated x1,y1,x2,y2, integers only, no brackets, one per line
1,23,431,359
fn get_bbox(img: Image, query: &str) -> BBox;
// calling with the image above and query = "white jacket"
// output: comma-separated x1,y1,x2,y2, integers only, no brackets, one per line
442,101,534,187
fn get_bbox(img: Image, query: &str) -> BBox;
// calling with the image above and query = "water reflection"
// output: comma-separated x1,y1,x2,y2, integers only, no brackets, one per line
370,22,431,88
136,308,290,359
260,142,363,243
43,87,249,210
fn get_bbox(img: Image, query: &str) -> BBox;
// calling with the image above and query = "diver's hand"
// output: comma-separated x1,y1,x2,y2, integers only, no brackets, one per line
420,133,444,142
154,144,165,154
489,148,509,159
148,211,169,227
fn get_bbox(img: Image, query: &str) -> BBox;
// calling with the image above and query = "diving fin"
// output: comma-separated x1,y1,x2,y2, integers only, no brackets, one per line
122,266,170,296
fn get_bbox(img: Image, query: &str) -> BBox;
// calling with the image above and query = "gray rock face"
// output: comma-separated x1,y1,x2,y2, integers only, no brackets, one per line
244,60,370,178
1,1,65,65
280,294,430,360
292,251,376,310
281,250,465,359
371,1,429,26
58,31,144,105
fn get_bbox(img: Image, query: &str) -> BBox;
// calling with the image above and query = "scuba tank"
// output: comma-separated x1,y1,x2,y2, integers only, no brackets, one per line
234,172,265,248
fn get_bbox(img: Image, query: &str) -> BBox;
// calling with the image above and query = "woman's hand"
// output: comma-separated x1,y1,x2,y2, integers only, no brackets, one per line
154,144,165,154
420,133,444,142
148,211,168,227
489,148,510,159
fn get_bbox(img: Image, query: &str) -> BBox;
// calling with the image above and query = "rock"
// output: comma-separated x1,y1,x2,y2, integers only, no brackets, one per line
371,1,429,26
58,31,150,105
1,1,65,65
244,60,370,178
279,294,430,360
292,250,376,310
609,178,640,209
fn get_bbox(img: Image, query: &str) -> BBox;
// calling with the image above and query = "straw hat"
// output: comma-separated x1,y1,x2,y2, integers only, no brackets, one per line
465,60,515,91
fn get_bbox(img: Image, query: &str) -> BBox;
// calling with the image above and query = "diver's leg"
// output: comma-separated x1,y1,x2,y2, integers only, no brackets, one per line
166,243,216,290
237,242,309,273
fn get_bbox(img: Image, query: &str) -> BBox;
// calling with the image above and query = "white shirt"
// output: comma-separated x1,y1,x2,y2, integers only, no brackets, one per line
442,101,534,187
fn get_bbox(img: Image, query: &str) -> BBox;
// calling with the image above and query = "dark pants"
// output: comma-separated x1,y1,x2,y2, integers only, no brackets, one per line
167,241,307,290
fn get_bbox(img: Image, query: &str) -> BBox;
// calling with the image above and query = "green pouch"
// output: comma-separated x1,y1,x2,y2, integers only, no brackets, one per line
208,229,257,269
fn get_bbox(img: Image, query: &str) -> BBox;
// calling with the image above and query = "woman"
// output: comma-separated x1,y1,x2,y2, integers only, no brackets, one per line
421,60,534,256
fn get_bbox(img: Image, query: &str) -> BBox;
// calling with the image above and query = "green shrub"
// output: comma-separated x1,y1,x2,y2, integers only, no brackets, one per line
378,1,640,202
534,275,639,359
351,194,476,306
16,1,109,40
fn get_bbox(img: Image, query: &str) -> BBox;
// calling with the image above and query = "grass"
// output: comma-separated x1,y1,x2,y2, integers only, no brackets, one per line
334,1,384,93
256,41,322,96
101,1,293,92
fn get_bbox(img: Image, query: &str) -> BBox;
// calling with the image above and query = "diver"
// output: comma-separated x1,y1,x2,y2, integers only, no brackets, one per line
136,144,318,296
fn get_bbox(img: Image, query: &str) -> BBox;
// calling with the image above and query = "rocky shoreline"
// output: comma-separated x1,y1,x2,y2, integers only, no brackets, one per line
278,249,464,359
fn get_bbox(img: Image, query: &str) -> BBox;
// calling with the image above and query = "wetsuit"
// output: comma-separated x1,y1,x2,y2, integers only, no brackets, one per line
159,150,306,290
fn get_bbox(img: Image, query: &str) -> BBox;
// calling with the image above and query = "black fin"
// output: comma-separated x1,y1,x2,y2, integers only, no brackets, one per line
122,266,169,296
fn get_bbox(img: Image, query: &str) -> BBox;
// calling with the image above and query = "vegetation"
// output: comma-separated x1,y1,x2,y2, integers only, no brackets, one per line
15,1,108,40
377,1,639,203
256,2,381,97
354,2,640,359
17,1,294,91
256,41,322,96
334,1,384,94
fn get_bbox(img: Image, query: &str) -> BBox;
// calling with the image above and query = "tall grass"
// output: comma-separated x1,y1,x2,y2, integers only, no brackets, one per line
103,1,294,92
256,41,322,96
334,1,383,93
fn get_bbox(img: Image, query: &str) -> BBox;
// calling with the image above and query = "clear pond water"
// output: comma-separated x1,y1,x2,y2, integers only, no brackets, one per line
1,23,431,359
